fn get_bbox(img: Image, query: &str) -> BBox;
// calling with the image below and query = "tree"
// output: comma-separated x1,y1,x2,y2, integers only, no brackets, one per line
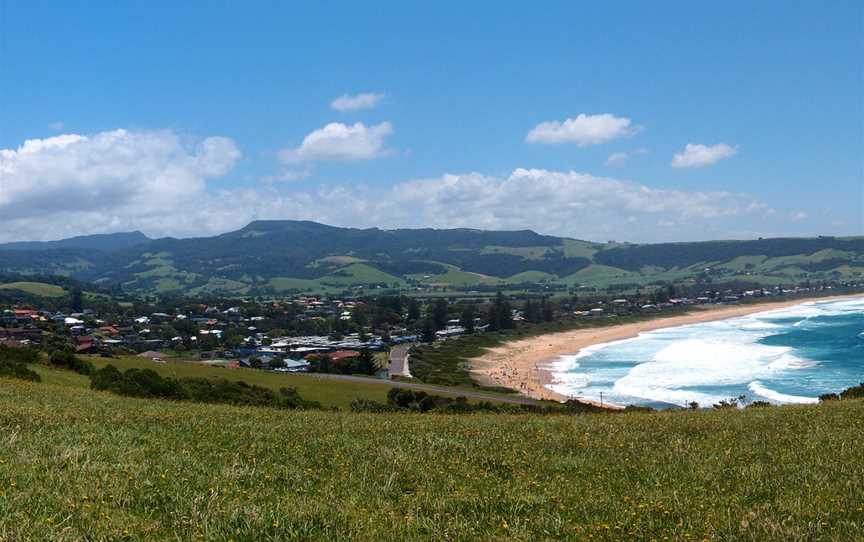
486,293,513,331
353,349,378,375
406,298,421,322
524,299,540,323
421,318,437,343
431,299,449,331
496,292,514,330
541,296,554,322
70,287,83,313
459,304,476,334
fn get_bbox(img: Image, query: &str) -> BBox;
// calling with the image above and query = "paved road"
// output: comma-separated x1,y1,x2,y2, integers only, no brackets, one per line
387,343,413,378
292,372,552,407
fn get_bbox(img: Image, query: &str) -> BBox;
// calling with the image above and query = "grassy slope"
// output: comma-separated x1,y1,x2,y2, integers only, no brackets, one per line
31,356,391,409
0,281,66,297
0,377,861,541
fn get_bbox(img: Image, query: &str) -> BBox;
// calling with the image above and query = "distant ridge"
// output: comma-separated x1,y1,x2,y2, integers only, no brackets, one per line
0,220,860,295
0,231,151,252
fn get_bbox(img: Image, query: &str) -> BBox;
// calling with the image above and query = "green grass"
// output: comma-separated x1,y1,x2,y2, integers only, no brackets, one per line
0,376,861,541
0,281,66,297
33,356,392,410
408,262,500,287
503,270,558,283
480,245,553,260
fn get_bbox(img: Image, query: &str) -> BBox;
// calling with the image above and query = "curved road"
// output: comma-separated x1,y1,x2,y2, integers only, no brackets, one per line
387,343,413,378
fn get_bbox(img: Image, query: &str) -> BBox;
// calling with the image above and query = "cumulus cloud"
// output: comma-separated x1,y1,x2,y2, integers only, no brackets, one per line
278,122,393,163
671,143,737,168
330,92,384,112
526,113,641,146
0,130,792,243
0,129,240,241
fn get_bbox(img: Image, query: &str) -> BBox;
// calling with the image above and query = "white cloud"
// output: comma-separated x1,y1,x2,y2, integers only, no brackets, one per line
790,211,808,222
526,113,641,146
330,92,384,112
0,131,805,243
279,122,393,163
48,121,65,131
0,129,240,241
605,148,648,167
671,143,737,168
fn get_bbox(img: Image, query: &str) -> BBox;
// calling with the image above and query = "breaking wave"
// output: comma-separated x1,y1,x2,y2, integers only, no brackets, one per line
546,296,864,408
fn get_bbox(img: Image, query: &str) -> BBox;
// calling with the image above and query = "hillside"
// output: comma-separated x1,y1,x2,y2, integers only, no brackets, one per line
0,221,861,295
0,373,861,540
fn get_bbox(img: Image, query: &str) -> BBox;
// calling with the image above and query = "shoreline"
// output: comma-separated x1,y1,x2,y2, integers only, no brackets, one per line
469,293,863,407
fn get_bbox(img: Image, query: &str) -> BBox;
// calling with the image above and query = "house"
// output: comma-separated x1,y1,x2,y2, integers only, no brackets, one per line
328,350,361,362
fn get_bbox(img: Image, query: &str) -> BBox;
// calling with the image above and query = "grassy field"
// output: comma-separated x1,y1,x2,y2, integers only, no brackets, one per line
0,376,861,541
30,355,392,410
0,281,66,297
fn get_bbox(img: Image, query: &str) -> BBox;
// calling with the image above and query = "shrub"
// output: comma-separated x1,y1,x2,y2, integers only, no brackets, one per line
819,393,839,402
0,358,41,382
0,344,40,365
840,383,864,400
350,398,398,413
91,365,123,390
49,350,95,375
90,366,318,410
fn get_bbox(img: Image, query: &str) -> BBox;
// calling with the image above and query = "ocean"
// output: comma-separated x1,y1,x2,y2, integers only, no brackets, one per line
544,296,864,408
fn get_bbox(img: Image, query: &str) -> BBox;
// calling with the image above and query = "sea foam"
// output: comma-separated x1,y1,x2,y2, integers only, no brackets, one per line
545,296,864,408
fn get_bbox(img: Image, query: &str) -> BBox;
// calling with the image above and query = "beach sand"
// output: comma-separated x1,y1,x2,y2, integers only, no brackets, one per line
470,293,863,406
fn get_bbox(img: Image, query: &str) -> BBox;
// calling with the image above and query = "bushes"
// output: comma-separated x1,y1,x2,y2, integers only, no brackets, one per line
0,344,42,382
0,344,40,365
307,349,378,376
49,350,95,375
90,365,319,410
840,383,864,400
819,383,864,402
0,358,41,382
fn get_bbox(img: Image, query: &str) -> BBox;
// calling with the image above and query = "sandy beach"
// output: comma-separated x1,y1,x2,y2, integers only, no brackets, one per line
470,293,863,406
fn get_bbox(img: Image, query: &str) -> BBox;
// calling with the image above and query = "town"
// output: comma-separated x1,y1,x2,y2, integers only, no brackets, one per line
2,281,858,381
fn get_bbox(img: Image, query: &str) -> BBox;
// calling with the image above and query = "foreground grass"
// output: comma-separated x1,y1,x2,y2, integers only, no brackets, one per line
0,378,862,541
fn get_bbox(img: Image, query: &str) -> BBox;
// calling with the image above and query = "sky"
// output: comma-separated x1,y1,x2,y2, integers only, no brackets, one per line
0,1,862,243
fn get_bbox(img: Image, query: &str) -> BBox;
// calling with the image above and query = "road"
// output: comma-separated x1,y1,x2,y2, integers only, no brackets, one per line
293,372,553,407
387,343,413,378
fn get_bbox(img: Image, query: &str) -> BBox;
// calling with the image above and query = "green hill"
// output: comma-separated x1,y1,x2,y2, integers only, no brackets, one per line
0,221,861,295
0,281,66,297
1,372,862,541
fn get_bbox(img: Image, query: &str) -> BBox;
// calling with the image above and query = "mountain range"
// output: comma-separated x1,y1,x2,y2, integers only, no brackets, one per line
0,221,861,296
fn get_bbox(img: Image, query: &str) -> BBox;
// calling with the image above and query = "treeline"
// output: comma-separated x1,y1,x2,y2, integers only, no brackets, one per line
351,388,653,415
820,383,864,402
306,350,378,375
90,365,319,410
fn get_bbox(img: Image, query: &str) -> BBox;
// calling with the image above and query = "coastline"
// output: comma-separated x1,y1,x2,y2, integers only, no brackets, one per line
469,293,863,407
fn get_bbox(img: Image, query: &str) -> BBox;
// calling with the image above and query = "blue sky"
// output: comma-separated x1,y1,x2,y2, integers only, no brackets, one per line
0,1,861,242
